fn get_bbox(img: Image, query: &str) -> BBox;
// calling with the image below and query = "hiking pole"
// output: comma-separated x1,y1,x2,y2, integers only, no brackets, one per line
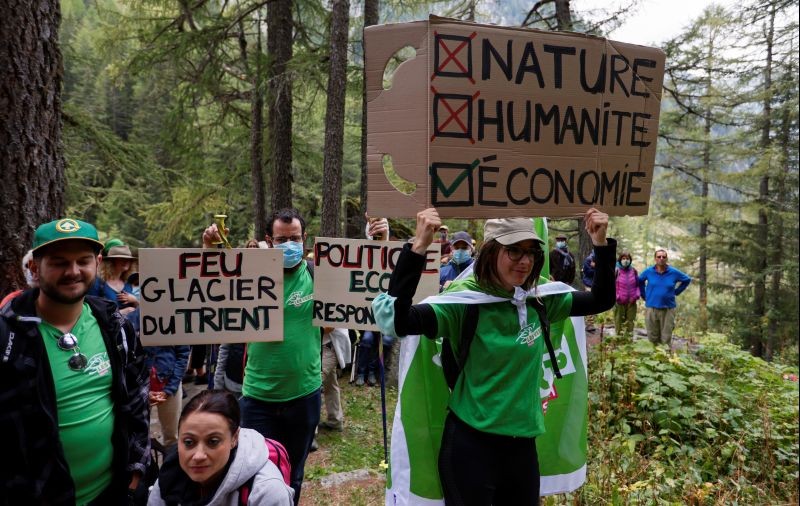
350,335,359,383
378,335,389,473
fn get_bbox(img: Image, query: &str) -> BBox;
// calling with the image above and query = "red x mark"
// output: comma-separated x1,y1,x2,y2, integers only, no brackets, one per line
431,31,477,84
430,86,481,144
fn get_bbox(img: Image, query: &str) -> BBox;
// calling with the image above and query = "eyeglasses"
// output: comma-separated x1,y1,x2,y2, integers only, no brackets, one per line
655,255,667,259
57,332,88,371
504,246,543,262
272,235,303,245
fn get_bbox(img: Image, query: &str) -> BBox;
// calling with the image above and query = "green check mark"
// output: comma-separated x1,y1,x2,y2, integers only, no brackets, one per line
430,159,479,198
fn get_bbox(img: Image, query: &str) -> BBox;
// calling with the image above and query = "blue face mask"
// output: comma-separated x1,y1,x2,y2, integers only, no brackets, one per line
275,241,304,268
621,259,631,268
556,241,567,249
452,249,471,265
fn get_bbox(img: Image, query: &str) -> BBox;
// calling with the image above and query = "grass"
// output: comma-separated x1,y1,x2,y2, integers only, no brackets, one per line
301,376,398,505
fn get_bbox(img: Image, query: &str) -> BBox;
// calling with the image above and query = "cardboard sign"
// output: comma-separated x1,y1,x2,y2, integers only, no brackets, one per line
312,238,441,330
366,16,665,218
138,248,284,345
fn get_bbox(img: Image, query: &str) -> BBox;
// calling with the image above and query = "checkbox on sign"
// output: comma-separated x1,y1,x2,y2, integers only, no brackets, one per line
432,92,478,141
430,161,477,207
432,32,476,82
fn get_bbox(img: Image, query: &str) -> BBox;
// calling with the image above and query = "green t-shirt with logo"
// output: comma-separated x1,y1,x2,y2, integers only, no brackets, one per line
40,303,114,505
431,276,572,438
242,262,321,402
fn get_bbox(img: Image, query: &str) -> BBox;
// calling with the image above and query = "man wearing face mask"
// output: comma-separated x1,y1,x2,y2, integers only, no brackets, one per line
202,208,387,505
549,234,576,285
439,231,474,291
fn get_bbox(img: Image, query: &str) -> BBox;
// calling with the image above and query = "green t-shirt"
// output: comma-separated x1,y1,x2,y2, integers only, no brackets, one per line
431,276,572,437
242,262,322,402
40,303,115,505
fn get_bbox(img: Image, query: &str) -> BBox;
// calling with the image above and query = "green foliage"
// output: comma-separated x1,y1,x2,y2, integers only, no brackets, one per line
545,336,799,505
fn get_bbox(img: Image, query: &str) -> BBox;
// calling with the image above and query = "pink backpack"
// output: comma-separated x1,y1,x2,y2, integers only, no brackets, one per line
238,438,292,505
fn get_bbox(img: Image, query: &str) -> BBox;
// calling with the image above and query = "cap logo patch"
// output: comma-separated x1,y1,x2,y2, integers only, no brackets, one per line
55,219,81,233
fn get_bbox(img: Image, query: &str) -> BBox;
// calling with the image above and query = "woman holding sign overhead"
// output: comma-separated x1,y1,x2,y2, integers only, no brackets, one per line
372,207,615,505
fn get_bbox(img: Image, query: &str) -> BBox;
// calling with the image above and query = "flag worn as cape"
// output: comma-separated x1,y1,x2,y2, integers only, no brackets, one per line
385,218,588,505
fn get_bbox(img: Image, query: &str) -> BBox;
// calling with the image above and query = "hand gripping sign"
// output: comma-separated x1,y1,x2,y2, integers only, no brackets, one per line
366,16,666,218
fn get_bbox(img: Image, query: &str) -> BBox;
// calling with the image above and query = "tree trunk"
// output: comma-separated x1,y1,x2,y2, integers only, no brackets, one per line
766,65,793,361
555,0,573,31
0,0,66,294
267,0,293,213
752,5,775,358
250,15,267,239
698,42,714,334
320,0,350,237
358,0,379,236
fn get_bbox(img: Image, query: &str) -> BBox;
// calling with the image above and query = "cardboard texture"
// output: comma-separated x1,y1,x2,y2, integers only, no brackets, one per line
366,16,665,218
138,248,284,345
312,238,441,331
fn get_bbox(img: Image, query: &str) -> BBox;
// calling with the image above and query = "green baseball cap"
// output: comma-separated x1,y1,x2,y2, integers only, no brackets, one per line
32,218,104,255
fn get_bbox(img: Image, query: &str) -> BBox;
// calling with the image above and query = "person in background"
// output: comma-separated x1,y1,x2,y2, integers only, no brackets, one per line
319,327,351,431
95,240,141,334
0,249,36,308
549,234,576,285
214,343,245,398
183,345,210,386
146,345,191,449
439,231,474,291
373,208,615,505
353,330,394,387
614,251,639,340
435,225,451,258
638,249,692,347
147,390,294,506
0,218,149,504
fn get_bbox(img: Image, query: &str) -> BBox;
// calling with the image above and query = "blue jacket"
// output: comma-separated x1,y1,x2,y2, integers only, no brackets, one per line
581,253,596,287
638,265,692,309
144,345,190,396
439,258,474,290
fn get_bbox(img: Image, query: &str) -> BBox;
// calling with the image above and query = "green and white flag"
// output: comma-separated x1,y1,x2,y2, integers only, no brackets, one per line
385,219,588,505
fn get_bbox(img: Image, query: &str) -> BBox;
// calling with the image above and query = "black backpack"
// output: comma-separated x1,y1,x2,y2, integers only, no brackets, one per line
440,298,563,390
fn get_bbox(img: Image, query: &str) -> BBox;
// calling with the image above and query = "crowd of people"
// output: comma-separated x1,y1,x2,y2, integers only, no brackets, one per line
0,210,693,505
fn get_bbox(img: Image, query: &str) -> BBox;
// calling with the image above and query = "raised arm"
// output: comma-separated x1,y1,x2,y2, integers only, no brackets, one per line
372,209,440,338
570,208,617,316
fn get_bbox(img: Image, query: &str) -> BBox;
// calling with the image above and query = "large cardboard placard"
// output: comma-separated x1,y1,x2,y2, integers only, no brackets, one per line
312,238,441,331
138,248,284,345
366,16,665,218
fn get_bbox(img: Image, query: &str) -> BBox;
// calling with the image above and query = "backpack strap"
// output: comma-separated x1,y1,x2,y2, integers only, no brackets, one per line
442,303,480,390
528,298,562,379
238,472,257,506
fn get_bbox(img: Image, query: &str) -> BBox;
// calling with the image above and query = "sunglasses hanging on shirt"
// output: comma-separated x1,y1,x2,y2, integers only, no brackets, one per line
57,332,88,371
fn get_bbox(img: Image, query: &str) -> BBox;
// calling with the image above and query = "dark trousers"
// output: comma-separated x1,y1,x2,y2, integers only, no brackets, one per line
438,412,540,506
240,389,321,505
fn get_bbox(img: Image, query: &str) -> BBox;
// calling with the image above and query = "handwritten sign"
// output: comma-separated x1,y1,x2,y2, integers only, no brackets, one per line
312,238,441,331
366,16,665,217
138,248,284,345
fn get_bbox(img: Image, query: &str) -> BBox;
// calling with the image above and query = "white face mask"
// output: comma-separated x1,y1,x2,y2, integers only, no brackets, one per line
621,259,631,268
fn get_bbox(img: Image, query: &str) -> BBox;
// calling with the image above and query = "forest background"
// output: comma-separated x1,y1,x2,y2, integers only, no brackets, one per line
1,0,798,504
